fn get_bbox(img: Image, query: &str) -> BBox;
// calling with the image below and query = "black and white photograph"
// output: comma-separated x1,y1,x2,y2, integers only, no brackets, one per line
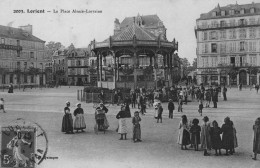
0,0,260,167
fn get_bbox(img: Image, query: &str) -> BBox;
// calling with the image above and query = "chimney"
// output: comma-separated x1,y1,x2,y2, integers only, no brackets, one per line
114,18,120,35
19,24,33,35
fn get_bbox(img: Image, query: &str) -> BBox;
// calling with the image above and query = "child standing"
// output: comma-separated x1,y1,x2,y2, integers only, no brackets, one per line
132,111,142,143
178,95,183,112
211,120,222,156
201,116,211,156
253,117,260,160
190,118,201,151
168,99,175,119
198,100,203,116
0,98,6,113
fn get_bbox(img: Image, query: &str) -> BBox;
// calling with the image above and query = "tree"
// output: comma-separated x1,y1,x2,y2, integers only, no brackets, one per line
45,41,64,51
180,58,191,77
192,58,197,69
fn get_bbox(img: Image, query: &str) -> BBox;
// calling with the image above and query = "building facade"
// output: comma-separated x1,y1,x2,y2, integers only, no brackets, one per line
0,24,47,88
52,49,68,85
67,44,89,86
195,2,260,86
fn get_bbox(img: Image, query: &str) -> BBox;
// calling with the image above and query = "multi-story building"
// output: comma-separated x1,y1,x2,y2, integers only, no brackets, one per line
67,44,89,86
195,2,260,86
52,49,68,85
0,24,46,88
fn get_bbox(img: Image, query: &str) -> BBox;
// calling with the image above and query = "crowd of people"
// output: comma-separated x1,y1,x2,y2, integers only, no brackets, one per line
60,83,260,161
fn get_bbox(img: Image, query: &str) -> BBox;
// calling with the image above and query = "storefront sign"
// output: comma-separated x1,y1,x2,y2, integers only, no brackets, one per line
0,44,22,51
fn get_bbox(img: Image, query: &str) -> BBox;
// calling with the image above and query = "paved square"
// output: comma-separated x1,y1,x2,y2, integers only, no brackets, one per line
0,86,260,168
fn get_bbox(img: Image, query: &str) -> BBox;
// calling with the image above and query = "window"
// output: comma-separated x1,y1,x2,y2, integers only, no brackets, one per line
249,41,256,51
212,57,218,67
211,43,217,53
31,76,34,83
17,51,20,57
24,62,27,69
250,8,255,14
249,55,257,66
229,10,235,15
240,9,245,14
249,18,255,25
239,29,246,39
220,20,226,27
212,11,217,17
239,19,246,26
220,43,226,53
249,28,256,38
210,31,217,40
17,40,20,46
1,38,5,44
30,52,34,58
120,56,132,65
10,74,13,83
240,41,245,51
230,57,235,65
229,19,235,26
139,56,150,66
229,29,236,39
220,30,226,39
221,11,226,16
17,62,20,69
220,57,226,64
2,74,5,84
202,57,208,67
203,32,207,40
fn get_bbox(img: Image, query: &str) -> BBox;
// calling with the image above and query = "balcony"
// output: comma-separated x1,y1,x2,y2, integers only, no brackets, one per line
196,21,260,30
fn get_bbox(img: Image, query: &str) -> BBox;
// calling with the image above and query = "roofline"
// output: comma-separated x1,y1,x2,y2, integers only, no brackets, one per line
196,13,260,21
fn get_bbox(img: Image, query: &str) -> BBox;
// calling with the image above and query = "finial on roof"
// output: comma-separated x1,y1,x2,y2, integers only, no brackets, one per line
217,3,221,10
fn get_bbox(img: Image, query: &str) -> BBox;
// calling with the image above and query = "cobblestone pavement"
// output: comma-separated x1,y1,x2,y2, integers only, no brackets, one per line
0,86,260,168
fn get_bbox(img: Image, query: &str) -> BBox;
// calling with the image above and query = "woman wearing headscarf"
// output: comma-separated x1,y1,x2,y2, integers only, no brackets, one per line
95,103,109,130
61,101,74,134
221,117,234,155
73,103,86,133
201,116,211,156
253,117,260,160
116,105,128,140
177,115,190,150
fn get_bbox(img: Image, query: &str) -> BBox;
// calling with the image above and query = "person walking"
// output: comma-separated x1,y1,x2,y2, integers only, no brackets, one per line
61,101,74,134
190,118,201,151
201,116,211,156
221,117,234,155
205,89,211,108
178,95,183,112
157,102,163,123
198,100,203,116
212,89,218,108
0,98,6,113
168,99,175,119
230,121,238,154
116,105,128,140
255,84,259,94
223,86,227,101
177,115,190,150
73,103,86,133
252,117,260,160
130,91,136,108
211,120,222,156
132,111,142,143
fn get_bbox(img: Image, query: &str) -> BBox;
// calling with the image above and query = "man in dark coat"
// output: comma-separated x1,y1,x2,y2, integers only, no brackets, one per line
223,86,227,101
168,99,175,119
212,89,218,108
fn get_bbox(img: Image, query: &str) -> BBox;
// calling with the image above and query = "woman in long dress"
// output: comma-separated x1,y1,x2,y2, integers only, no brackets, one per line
221,117,234,155
177,115,190,150
252,117,260,160
116,105,128,140
61,101,74,134
201,116,211,156
95,103,109,130
132,111,142,143
74,103,86,133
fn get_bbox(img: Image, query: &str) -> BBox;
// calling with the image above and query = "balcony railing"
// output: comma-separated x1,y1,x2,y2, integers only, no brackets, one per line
196,21,260,30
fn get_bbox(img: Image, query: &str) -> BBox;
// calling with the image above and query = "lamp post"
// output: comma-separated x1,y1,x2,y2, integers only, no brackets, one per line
40,63,43,89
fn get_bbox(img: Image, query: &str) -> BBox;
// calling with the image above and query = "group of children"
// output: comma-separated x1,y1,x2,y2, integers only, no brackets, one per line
177,115,238,156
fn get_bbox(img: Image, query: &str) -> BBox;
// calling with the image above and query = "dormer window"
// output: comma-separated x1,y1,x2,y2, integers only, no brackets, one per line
221,11,226,16
212,11,217,17
229,10,235,15
240,9,245,14
250,8,255,14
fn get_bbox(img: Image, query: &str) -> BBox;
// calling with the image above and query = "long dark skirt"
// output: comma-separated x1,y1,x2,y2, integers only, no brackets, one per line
62,114,73,133
182,129,190,145
133,124,141,140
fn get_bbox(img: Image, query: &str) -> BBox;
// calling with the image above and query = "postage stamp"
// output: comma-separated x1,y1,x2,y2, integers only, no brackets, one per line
1,126,36,168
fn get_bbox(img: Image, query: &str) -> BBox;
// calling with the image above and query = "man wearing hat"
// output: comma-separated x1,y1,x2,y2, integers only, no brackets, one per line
168,99,175,119
73,103,86,133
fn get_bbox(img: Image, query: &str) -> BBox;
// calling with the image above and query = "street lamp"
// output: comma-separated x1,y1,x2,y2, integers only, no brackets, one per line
40,63,43,89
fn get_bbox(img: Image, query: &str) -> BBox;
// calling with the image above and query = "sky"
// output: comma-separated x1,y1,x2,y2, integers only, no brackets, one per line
0,0,256,63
